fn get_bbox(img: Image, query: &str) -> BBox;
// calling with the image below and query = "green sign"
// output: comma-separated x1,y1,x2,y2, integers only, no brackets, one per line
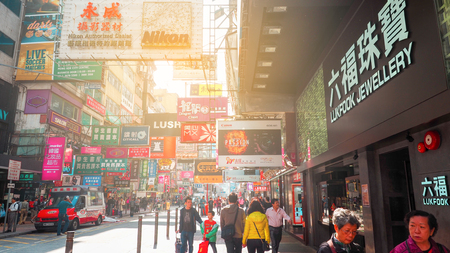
19,173,34,181
106,110,121,125
91,126,120,145
74,155,102,175
100,158,128,173
53,60,103,81
140,160,148,178
139,178,147,191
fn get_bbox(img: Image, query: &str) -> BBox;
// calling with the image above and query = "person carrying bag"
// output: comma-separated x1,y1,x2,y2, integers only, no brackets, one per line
242,200,270,253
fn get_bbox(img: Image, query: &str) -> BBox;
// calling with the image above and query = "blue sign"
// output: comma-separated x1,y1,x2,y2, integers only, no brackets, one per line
194,183,203,189
230,183,236,192
149,159,157,178
120,126,150,145
83,176,102,186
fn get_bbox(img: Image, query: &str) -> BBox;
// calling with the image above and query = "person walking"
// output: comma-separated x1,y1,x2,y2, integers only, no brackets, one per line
208,197,214,214
220,193,246,253
200,210,219,253
262,197,272,212
6,198,19,232
216,197,222,215
242,200,270,253
176,197,203,253
265,198,292,253
200,196,207,216
56,196,73,236
19,199,29,224
118,198,125,218
130,198,135,217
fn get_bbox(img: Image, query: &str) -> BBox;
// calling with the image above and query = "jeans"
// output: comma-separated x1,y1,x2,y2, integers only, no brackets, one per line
57,213,69,235
225,237,242,253
180,231,194,253
247,239,263,253
269,226,283,253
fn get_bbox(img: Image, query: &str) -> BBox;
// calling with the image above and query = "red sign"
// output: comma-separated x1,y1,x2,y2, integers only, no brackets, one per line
150,137,176,158
128,147,149,158
293,172,302,182
254,186,267,192
64,148,73,163
54,181,63,187
181,123,216,143
86,95,106,115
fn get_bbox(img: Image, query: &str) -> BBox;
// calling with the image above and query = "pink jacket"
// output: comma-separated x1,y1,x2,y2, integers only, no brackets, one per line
390,236,449,253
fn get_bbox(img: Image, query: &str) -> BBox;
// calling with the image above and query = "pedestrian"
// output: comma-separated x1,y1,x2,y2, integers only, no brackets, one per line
262,197,272,212
317,208,364,253
208,197,214,214
118,198,125,218
176,197,203,253
216,197,222,215
130,198,135,217
200,196,207,216
56,196,73,236
6,198,19,232
107,196,115,216
220,193,246,253
242,200,270,253
0,203,5,226
142,197,147,212
265,198,292,253
136,198,141,213
200,210,219,253
19,199,29,224
239,197,244,208
390,210,449,253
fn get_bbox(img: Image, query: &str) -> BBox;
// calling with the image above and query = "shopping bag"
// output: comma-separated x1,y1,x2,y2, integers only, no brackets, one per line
197,240,209,253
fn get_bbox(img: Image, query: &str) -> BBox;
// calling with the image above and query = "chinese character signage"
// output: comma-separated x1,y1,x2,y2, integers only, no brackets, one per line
150,137,176,158
139,177,147,191
190,84,222,96
100,158,127,173
217,120,282,167
106,147,128,158
83,175,102,186
81,146,102,154
42,137,65,181
140,160,148,178
144,113,181,137
86,95,106,115
323,0,447,148
91,126,120,145
114,178,130,187
48,110,82,135
181,123,216,143
54,60,103,81
129,147,149,158
422,175,449,206
59,0,203,61
177,97,228,122
173,55,218,80
121,126,149,146
158,158,176,173
254,186,267,192
179,171,194,179
149,159,157,178
194,159,222,183
73,155,102,175
19,173,34,181
130,160,140,181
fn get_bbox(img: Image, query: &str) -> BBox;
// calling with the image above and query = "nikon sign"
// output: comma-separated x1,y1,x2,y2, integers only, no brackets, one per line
59,0,202,61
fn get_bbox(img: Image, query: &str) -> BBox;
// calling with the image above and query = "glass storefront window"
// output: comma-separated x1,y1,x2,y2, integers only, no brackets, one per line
319,182,329,225
292,184,303,225
346,176,364,234
51,94,79,120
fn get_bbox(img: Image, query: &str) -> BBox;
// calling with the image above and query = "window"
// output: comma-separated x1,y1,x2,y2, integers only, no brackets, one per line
120,108,132,124
1,0,21,16
0,31,15,58
133,104,143,117
108,71,122,91
88,191,104,206
124,66,134,82
122,85,133,102
51,94,79,120
106,96,120,116
135,85,143,99
81,112,100,136
85,88,103,103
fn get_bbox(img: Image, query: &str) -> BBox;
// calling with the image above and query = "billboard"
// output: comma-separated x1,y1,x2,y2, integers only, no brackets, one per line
59,0,202,61
194,159,222,184
53,60,103,81
25,0,60,15
181,123,216,143
224,170,260,182
145,113,181,137
106,147,128,158
42,137,65,181
150,137,176,158
121,126,150,145
190,84,222,96
73,155,102,175
217,120,283,167
82,175,102,186
91,126,121,145
16,42,54,81
22,15,59,44
24,90,50,114
173,55,217,80
177,97,228,122
48,110,82,135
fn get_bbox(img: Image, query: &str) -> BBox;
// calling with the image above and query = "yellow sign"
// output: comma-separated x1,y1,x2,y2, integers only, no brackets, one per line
16,43,54,81
190,84,222,96
194,176,222,184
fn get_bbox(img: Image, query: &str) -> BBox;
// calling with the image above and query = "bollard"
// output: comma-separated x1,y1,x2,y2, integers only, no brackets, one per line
175,208,178,233
65,231,75,253
137,215,143,253
166,210,170,240
153,212,158,249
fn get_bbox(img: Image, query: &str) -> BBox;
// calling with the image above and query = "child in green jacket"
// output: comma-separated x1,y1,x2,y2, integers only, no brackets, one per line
200,210,219,253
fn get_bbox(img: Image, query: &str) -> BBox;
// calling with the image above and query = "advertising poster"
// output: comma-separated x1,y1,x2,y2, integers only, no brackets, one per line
177,97,228,122
100,158,127,173
64,148,73,163
106,147,128,158
21,15,59,44
24,89,50,114
63,162,73,175
194,159,222,184
224,170,260,182
179,171,194,179
83,176,102,186
62,175,81,186
150,137,176,158
25,0,60,15
217,120,283,167
181,123,216,143
157,158,176,173
190,84,222,96
16,42,54,81
54,60,103,81
129,147,149,158
121,126,149,146
42,137,65,181
73,155,102,175
144,113,181,137
149,159,157,178
91,126,120,145
362,184,370,207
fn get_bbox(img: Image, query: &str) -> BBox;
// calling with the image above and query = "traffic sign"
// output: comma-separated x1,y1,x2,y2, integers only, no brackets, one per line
7,183,15,189
7,160,21,181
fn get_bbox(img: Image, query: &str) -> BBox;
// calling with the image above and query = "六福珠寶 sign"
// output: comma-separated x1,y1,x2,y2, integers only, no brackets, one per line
421,175,449,206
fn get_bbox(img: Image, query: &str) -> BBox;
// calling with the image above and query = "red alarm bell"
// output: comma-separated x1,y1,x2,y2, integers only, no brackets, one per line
424,131,441,150
417,142,426,153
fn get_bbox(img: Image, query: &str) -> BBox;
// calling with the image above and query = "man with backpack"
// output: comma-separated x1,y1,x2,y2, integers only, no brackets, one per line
220,193,246,253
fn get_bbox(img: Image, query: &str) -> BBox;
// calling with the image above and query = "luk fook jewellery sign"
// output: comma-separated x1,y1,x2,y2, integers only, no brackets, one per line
422,175,449,206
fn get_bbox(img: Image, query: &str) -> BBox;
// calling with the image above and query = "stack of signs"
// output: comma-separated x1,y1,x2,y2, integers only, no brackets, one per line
139,160,149,191
73,155,102,175
100,158,127,174
91,126,120,145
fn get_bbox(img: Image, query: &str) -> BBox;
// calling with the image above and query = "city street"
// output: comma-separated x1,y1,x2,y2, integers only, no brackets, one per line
0,208,315,253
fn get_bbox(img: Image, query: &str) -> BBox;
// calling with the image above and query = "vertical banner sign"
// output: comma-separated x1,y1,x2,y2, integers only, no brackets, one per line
139,177,147,191
42,137,65,181
73,155,102,175
149,159,157,178
130,160,140,181
141,160,149,178
83,176,102,186
121,126,150,145
8,160,22,181
91,126,120,145
100,158,127,173
194,159,222,183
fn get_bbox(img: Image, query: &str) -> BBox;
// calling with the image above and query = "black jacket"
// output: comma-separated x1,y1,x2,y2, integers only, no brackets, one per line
317,235,364,253
179,207,203,233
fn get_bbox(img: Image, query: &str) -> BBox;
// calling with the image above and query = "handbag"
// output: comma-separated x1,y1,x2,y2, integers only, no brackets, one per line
198,239,209,253
252,221,270,251
221,206,239,240
0,207,5,218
